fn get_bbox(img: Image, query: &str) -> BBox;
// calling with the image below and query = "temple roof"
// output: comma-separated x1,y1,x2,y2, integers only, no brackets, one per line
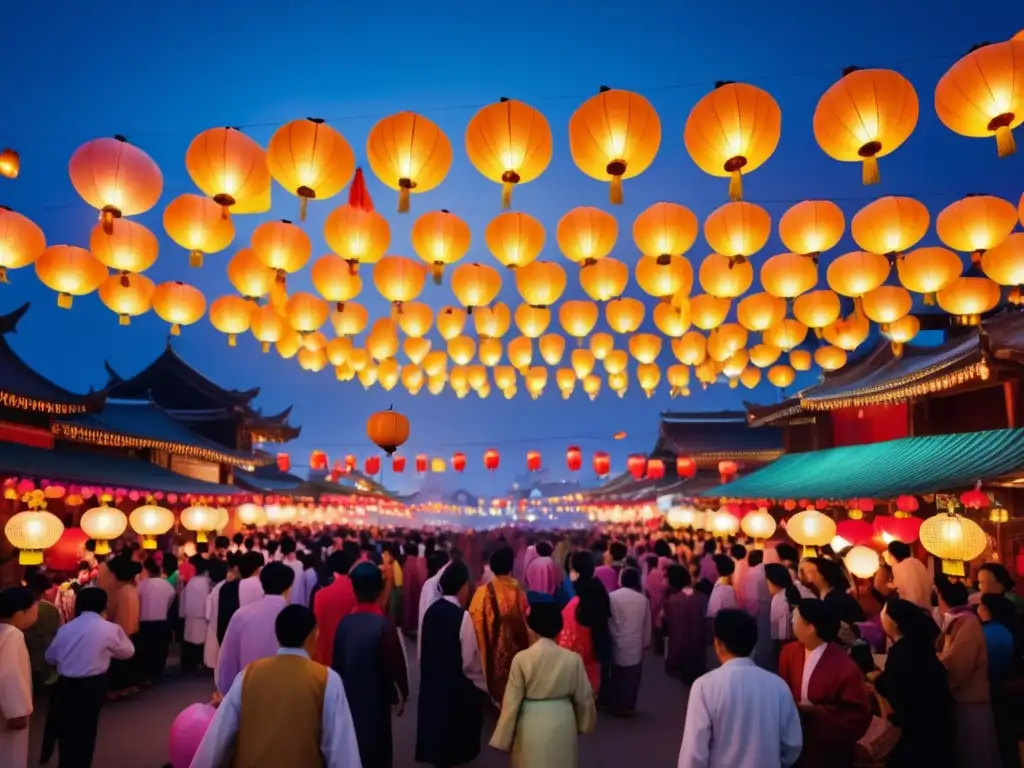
651,410,783,467
0,303,106,414
53,400,270,469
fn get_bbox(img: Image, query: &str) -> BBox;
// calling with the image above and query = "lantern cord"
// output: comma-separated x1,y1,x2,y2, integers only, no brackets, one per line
501,181,514,210
609,176,623,205
728,170,743,202
995,126,1016,158
861,156,880,185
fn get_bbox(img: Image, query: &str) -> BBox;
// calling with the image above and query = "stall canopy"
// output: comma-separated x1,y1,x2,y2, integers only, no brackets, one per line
700,428,1024,501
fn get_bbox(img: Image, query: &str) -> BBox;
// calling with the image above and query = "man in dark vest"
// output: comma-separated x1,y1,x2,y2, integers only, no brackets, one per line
332,562,409,768
416,559,487,767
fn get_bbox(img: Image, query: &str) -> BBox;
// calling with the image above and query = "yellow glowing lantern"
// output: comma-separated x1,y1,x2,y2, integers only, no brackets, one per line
235,503,267,527
494,366,517,391
935,40,1024,157
474,302,512,338
579,258,629,301
373,256,427,311
0,148,19,179
163,193,234,268
129,503,174,550
428,373,447,395
466,364,488,391
685,81,781,200
326,336,354,366
152,281,206,336
80,503,128,555
432,306,466,340
346,347,371,372
982,232,1024,289
788,508,837,556
275,329,302,359
583,373,603,400
357,364,378,389
761,252,817,299
0,207,45,283
423,350,448,377
572,348,597,378
736,292,785,332
311,254,362,312
689,294,731,331
451,262,502,311
331,302,369,336
403,336,432,365
515,260,567,308
603,349,628,376
227,248,275,300
789,349,812,372
814,68,919,184
485,212,545,269
633,201,699,258
323,197,390,273
937,276,1002,325
251,219,312,282
885,314,920,354
557,206,617,265
402,364,425,394
367,111,452,212
303,331,329,354
844,546,881,579
285,291,329,335
298,346,328,373
209,295,255,346
764,319,808,352
738,366,761,390
708,509,740,537
600,298,640,335
5,509,65,565
667,364,690,391
750,343,782,368
792,290,841,334
721,350,748,378
897,246,963,303
653,302,690,337
920,509,988,575
475,337,500,366
377,358,400,391
559,300,599,340
525,367,548,399
267,118,353,220
778,200,845,259
447,335,477,366
69,136,163,232
539,333,566,366
851,196,930,257
586,333,613,361
507,336,533,370
637,362,661,396
703,201,771,266
636,255,693,300
186,126,269,216
711,323,747,357
699,252,753,298
827,251,891,298
98,272,154,326
502,384,517,400
335,363,355,382
466,97,552,208
673,332,707,366
35,245,108,309
628,333,662,364
412,209,471,283
514,304,550,338
741,508,777,545
396,301,433,338
180,504,218,544
556,368,577,398
814,345,848,371
936,194,1018,259
823,313,871,351
861,285,912,326
89,218,158,277
569,87,661,204
366,318,399,361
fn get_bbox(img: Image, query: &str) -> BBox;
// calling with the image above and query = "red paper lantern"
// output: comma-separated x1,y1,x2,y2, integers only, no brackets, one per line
718,460,738,483
416,454,428,473
784,499,797,512
675,456,697,479
392,455,406,473
566,446,582,472
873,514,922,544
593,451,610,477
45,527,90,572
526,450,542,472
344,454,356,472
646,459,665,480
895,494,919,514
815,499,829,510
365,456,381,476
627,454,647,480
310,450,328,472
484,449,500,471
452,452,466,472
960,486,990,510
276,453,291,472
837,520,874,546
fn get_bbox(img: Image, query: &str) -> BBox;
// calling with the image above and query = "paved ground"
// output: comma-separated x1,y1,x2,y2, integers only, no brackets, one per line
29,638,690,766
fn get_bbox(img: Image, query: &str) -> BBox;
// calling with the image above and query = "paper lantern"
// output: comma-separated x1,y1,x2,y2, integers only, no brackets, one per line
250,310,286,353
373,256,427,311
411,454,426,473
851,196,930,257
267,118,353,220
787,508,837,556
703,201,771,266
209,295,255,346
937,276,1002,325
555,368,576,399
185,126,269,217
401,363,425,394
411,209,471,283
666,507,703,531
602,348,628,375
471,303,509,340
285,291,329,334
507,336,533,370
557,206,617,265
534,334,564,367
446,335,475,366
484,449,500,471
767,364,796,389
814,345,847,371
69,136,162,232
844,545,881,579
367,112,452,212
309,254,362,312
586,373,605,400
627,454,647,480
982,232,1024,290
556,445,580,473
80,503,128,555
515,261,567,308
0,148,19,179
653,302,690,338
741,508,777,545
699,252,753,298
151,280,207,337
493,366,516,391
298,346,328,372
525,450,542,472
235,503,267,527
937,194,1018,258
465,98,552,208
163,193,235,268
251,219,311,281
760,253,817,299
708,323,747,360
227,248,275,300
823,313,871,351
126,503,173,550
5,509,65,565
749,343,781,368
376,358,401,391
35,245,108,309
935,40,1024,157
89,218,158,276
633,201,699,258
485,211,545,269
814,68,918,184
672,332,706,366
778,200,845,259
685,81,781,200
558,300,599,339
737,292,786,332
764,319,808,352
637,362,661,397
98,272,155,326
628,333,662,365
789,349,812,372
361,455,379,476
323,173,391,272
837,519,875,546
920,511,987,575
793,290,841,332
861,285,912,325
645,458,665,480
578,257,627,302
670,456,695,480
827,250,891,298
569,87,660,204
0,207,45,283
593,451,611,477
451,262,502,311
180,504,218,543
584,333,613,362
897,246,963,303
524,366,548,399
513,304,549,339
430,457,448,472
739,366,762,389
960,486,990,510
709,509,740,537
689,294,731,331
598,298,641,335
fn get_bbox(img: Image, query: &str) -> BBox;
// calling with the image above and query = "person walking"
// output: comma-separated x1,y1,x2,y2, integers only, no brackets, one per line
0,587,38,768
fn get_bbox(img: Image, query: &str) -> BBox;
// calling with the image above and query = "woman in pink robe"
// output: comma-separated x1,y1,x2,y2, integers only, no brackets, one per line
644,556,671,655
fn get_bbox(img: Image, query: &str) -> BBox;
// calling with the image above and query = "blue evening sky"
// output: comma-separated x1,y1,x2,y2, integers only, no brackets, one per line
1,1,1021,494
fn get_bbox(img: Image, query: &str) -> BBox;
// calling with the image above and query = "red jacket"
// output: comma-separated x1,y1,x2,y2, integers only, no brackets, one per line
312,576,356,665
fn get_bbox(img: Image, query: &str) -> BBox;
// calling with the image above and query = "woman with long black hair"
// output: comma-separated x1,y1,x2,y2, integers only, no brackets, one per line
557,551,612,697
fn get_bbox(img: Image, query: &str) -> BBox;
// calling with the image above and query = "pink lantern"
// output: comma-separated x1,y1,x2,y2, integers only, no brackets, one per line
168,703,217,768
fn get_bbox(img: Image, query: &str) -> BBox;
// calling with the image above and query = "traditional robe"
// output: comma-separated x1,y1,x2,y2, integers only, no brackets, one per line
663,587,709,684
179,573,210,672
332,604,409,768
203,580,224,670
401,555,426,633
778,641,872,768
215,595,287,694
468,575,530,704
312,575,356,666
490,637,596,768
0,623,32,768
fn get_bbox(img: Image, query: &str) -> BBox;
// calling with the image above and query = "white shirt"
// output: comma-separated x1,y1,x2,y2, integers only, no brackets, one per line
0,623,32,768
416,563,449,661
609,588,652,667
707,582,739,618
44,612,135,678
203,581,224,669
181,575,212,645
426,596,488,693
285,558,308,607
189,648,362,768
770,591,794,642
800,643,827,704
678,658,802,768
137,577,176,622
891,557,933,610
238,576,264,607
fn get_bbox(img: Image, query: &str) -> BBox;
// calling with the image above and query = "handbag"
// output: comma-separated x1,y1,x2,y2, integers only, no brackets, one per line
854,714,900,763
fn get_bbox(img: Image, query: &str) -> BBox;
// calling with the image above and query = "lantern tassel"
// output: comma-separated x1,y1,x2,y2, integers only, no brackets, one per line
261,341,270,353
170,323,181,336
118,314,130,326
228,334,237,347
57,293,72,310
398,187,410,213
995,125,1016,158
299,197,308,221
891,340,904,357
432,263,443,286
728,170,743,202
862,156,880,185
609,176,623,205
924,292,935,306
100,209,115,235
189,250,203,268
501,181,514,210
0,266,7,283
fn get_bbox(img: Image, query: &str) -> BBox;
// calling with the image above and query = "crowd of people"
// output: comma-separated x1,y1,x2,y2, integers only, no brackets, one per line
0,521,1021,767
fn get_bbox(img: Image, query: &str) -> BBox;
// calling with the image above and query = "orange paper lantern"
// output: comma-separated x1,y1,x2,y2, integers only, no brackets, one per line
466,98,552,208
